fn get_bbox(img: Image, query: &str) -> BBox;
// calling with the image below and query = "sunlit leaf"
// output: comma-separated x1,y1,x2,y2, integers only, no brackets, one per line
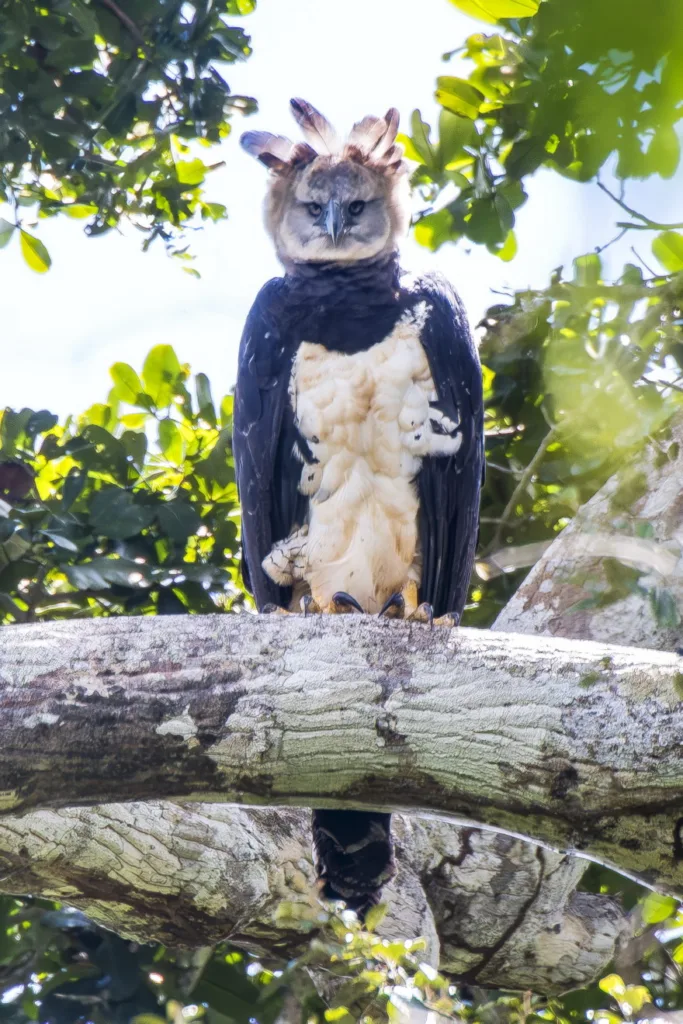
599,974,626,998
19,231,51,273
641,892,677,924
158,419,184,463
652,231,683,272
143,345,182,407
0,217,15,249
363,903,388,932
176,159,206,186
494,229,518,261
435,76,485,119
110,363,145,405
64,203,98,219
448,0,539,21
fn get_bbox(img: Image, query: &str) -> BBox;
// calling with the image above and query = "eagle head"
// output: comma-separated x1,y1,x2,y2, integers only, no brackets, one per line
240,99,410,264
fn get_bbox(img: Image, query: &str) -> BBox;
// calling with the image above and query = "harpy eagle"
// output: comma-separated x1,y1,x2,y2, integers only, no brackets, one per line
234,99,484,915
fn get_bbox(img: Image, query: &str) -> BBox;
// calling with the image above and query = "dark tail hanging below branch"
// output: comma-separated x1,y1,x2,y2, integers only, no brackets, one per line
311,810,396,919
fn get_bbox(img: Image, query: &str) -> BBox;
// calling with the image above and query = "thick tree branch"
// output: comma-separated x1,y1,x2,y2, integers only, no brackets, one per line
0,614,681,894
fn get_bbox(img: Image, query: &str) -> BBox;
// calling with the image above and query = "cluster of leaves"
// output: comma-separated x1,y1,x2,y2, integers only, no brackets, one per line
0,896,464,1024
0,345,243,623
402,0,683,259
465,255,683,626
6,886,683,1024
0,0,257,272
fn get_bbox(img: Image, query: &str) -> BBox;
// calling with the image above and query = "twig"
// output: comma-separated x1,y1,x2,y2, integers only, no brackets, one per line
643,376,683,394
597,179,683,231
595,226,628,255
486,461,523,476
96,0,146,47
486,426,557,554
631,246,659,278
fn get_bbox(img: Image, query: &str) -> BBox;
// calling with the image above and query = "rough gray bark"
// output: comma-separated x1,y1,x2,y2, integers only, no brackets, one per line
0,613,681,895
0,800,625,992
495,418,683,647
0,428,681,993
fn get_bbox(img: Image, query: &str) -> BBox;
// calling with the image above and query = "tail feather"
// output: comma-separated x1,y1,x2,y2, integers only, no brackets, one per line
312,810,395,921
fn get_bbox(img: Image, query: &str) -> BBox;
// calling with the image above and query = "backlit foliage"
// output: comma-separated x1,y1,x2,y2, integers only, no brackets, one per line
0,0,256,271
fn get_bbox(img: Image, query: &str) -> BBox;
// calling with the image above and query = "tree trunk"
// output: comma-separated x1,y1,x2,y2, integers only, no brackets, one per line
0,613,681,886
0,427,681,994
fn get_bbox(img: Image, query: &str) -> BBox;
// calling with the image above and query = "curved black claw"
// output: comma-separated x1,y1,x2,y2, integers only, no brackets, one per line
331,592,365,614
434,610,461,628
262,603,280,614
378,592,405,619
410,602,434,627
301,594,320,617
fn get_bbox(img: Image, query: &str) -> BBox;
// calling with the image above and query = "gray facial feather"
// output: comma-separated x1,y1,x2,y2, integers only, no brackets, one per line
240,99,410,264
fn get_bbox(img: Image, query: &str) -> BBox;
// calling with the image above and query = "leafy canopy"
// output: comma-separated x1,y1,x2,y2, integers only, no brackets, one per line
0,0,256,273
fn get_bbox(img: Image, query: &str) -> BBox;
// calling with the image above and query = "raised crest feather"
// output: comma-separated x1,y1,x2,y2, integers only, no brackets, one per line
241,100,407,177
289,98,341,154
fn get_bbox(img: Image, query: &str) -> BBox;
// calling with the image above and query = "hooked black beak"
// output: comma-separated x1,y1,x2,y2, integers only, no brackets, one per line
323,199,346,246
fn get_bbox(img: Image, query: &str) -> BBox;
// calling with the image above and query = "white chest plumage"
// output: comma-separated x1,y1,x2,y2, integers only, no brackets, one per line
262,303,462,613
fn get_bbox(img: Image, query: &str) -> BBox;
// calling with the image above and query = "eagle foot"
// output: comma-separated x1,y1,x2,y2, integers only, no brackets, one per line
329,592,365,614
434,611,460,628
261,603,292,615
300,594,321,616
406,603,460,628
378,592,405,619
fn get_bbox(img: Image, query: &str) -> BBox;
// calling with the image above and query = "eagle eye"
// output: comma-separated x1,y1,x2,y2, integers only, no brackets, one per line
306,202,322,218
349,200,365,216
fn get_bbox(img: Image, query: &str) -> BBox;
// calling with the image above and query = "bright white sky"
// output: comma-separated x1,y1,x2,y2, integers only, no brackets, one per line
1,0,681,416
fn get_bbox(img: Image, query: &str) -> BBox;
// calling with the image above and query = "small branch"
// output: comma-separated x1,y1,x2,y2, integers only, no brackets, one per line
96,0,146,47
631,246,659,278
595,226,629,255
597,180,683,231
486,426,557,553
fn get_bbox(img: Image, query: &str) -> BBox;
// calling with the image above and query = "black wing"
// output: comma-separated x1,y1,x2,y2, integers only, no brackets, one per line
411,273,485,619
233,278,307,610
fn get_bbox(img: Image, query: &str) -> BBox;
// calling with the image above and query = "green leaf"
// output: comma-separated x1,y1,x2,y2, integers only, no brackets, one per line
157,500,201,541
436,76,485,119
396,133,426,164
447,0,539,23
39,530,79,553
363,903,388,932
652,231,683,272
647,125,681,180
0,218,15,249
120,429,147,467
324,1009,354,1024
641,892,677,924
176,159,206,185
409,111,436,169
110,363,145,404
158,419,184,463
64,203,98,219
62,470,85,511
438,109,477,166
493,229,518,261
20,231,51,273
573,253,602,287
143,345,182,407
505,137,547,178
599,974,626,998
195,372,216,425
90,490,155,540
414,209,454,251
